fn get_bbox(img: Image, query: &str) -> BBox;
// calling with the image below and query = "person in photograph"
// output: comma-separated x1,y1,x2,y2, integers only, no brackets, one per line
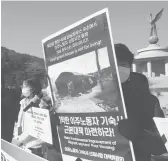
15,78,63,161
115,43,167,161
14,78,46,157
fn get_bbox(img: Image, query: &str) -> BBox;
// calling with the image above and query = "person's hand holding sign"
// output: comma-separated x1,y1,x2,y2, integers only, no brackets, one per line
18,126,22,136
13,138,24,147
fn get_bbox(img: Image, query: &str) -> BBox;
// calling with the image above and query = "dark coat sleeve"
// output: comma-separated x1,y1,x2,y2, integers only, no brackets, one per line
134,74,167,155
153,96,165,118
119,73,167,155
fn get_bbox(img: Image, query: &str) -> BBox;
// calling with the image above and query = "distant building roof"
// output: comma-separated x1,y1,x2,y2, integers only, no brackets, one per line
135,44,168,60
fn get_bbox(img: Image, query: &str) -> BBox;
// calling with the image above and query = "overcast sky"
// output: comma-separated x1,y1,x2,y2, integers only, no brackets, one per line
2,1,168,58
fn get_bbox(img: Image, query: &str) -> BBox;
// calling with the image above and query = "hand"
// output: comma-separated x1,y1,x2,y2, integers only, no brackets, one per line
13,135,19,140
18,126,22,135
14,139,23,147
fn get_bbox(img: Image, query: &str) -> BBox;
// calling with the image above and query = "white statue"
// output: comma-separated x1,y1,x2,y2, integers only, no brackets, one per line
147,8,164,44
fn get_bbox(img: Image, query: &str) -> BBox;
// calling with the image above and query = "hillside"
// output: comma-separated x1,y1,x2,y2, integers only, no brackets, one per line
1,46,47,88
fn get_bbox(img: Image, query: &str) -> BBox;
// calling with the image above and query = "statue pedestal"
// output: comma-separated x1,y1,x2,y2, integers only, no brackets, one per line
133,44,168,77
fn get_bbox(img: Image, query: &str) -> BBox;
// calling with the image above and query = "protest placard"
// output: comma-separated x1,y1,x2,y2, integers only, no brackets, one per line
42,8,135,161
27,107,53,145
153,117,168,152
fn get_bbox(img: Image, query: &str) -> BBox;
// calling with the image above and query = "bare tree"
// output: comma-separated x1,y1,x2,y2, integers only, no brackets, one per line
95,50,104,90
